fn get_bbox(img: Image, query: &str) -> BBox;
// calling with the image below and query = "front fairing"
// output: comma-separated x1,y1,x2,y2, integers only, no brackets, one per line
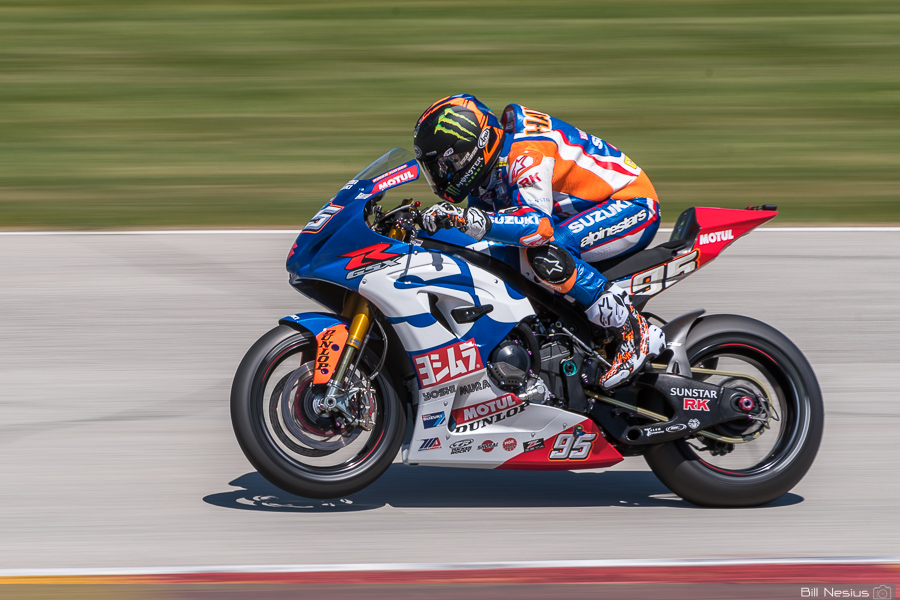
286,150,420,291
285,148,536,363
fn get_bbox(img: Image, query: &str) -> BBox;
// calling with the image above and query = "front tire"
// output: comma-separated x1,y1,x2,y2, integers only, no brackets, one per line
644,315,823,507
231,325,406,499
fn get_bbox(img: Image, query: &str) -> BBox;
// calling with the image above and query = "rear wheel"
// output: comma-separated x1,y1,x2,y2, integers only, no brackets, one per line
644,315,823,507
231,325,406,499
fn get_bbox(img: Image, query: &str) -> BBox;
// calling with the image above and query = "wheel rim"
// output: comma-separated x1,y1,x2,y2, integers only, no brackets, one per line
252,336,390,476
681,340,810,477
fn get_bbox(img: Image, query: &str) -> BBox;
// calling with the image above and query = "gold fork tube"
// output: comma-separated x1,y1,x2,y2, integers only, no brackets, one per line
331,292,372,385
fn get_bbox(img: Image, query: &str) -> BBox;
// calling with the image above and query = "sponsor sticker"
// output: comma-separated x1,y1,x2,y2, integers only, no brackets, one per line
523,438,545,453
371,165,418,194
503,437,517,452
674,387,716,412
688,418,701,429
418,438,442,451
413,340,484,389
422,384,456,401
422,412,446,429
342,244,404,280
450,439,473,455
683,398,710,411
478,440,498,453
698,229,735,245
452,393,523,425
313,325,348,384
458,379,490,396
372,163,412,183
452,403,527,433
671,387,718,399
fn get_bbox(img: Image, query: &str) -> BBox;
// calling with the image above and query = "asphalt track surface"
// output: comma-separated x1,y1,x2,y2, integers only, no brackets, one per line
0,229,898,571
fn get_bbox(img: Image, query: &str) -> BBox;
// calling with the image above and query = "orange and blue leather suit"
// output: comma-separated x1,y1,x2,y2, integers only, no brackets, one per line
468,104,661,308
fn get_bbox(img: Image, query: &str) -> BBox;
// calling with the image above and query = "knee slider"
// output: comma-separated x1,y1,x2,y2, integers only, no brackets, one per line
526,244,576,288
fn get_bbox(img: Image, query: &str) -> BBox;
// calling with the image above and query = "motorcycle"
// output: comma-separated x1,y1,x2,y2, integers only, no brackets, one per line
231,148,823,507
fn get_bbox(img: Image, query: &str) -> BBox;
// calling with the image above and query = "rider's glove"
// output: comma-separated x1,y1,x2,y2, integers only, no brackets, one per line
421,202,491,241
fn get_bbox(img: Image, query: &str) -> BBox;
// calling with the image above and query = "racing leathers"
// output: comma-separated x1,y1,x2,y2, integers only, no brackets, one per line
424,104,665,388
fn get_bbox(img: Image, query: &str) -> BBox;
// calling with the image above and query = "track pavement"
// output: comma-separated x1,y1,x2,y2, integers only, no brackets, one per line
0,230,898,570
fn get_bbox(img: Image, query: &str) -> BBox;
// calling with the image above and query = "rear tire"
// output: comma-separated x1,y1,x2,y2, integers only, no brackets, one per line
231,325,406,499
644,315,823,507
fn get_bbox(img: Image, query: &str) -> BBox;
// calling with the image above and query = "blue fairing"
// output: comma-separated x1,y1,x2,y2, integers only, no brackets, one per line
286,152,421,289
285,148,537,388
279,312,349,338
421,228,523,271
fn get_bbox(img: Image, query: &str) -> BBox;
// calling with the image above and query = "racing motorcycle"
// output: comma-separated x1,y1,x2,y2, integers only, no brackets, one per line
231,148,823,507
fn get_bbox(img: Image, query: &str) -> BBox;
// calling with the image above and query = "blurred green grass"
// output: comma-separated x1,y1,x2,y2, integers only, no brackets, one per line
0,0,898,228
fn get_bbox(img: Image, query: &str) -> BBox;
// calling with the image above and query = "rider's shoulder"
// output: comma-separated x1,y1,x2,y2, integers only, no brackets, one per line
500,104,525,133
499,104,554,134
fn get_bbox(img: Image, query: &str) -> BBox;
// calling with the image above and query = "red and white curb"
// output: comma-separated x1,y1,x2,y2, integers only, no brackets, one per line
1,557,898,585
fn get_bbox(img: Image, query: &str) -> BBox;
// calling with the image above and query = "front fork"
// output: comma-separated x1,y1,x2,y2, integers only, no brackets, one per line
319,221,408,429
319,292,375,430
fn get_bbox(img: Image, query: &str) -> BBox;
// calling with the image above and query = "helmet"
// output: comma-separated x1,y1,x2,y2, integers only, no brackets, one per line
413,94,504,203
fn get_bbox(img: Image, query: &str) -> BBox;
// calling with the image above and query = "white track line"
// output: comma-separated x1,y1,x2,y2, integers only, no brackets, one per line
0,227,898,236
1,556,898,577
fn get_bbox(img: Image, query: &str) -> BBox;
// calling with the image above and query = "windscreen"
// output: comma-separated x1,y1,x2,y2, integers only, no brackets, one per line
353,148,416,181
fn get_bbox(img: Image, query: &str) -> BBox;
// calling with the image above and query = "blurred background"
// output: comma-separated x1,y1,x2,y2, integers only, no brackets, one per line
2,1,900,579
1,0,898,229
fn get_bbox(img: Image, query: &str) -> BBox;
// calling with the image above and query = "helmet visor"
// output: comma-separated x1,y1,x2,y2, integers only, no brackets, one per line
419,152,469,197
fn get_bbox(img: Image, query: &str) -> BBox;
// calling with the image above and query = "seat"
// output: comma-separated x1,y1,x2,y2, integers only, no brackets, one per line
589,207,701,281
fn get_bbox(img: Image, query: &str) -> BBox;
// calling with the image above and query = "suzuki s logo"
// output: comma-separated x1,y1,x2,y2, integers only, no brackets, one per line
341,243,404,280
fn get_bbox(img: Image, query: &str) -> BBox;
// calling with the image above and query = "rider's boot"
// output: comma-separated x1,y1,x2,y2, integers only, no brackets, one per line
586,286,666,389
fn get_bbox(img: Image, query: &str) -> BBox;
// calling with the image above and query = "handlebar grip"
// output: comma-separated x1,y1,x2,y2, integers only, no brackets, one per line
435,215,457,230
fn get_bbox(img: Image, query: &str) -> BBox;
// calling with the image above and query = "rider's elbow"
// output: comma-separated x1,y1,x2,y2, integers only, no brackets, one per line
519,217,555,247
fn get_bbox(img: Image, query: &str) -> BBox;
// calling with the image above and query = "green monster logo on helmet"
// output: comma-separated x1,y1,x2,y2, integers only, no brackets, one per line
434,108,479,141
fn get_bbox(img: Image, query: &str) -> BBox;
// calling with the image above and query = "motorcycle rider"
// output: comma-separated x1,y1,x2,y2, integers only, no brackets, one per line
414,94,665,389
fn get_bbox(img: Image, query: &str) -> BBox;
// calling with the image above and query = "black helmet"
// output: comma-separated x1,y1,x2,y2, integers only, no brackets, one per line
413,94,504,203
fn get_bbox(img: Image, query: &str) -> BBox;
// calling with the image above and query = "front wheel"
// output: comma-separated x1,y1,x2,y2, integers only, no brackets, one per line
231,325,406,499
644,315,823,507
